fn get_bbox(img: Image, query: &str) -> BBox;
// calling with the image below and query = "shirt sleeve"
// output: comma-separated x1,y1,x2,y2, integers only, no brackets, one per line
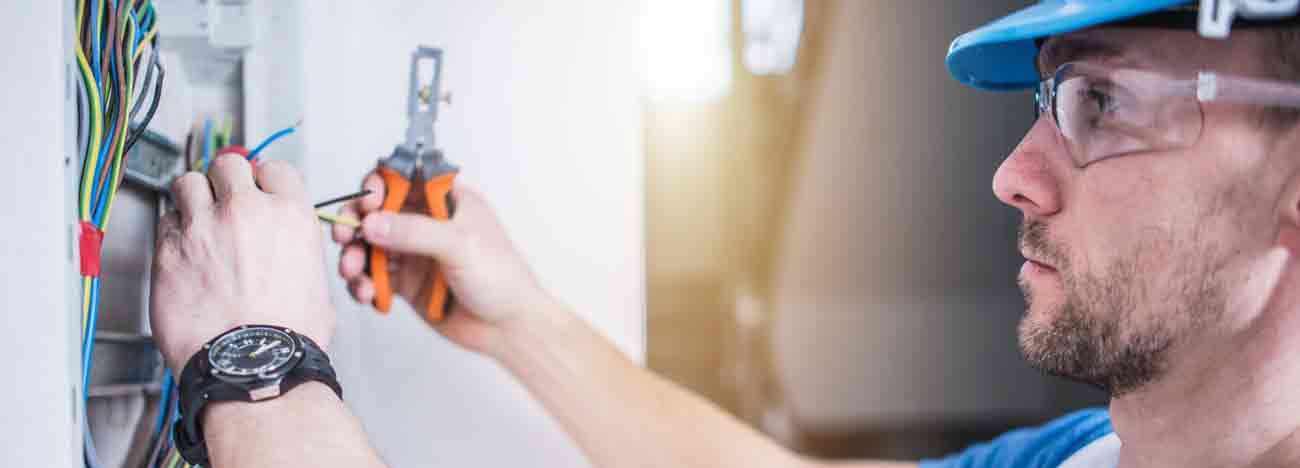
918,408,1113,468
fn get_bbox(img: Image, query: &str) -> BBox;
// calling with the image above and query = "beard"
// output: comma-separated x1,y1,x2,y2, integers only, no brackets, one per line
1015,219,1225,397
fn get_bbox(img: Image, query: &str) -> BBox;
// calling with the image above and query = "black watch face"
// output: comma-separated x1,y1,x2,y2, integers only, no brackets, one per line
208,327,299,377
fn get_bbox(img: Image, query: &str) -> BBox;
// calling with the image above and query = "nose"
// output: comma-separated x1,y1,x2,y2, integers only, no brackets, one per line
993,117,1065,218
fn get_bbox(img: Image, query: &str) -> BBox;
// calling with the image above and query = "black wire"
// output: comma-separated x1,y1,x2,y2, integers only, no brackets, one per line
314,189,373,209
130,48,158,121
145,381,178,468
124,58,164,155
84,423,105,468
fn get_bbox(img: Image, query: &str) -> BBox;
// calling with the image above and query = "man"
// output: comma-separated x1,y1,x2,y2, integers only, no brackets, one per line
149,1,1300,467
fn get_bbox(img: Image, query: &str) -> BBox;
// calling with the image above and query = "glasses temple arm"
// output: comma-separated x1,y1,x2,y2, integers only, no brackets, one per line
1198,72,1300,108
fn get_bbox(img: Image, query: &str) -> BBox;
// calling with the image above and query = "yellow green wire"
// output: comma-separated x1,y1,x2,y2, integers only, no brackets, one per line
221,115,233,148
74,7,102,223
316,211,361,227
75,0,85,38
133,26,157,63
81,277,91,337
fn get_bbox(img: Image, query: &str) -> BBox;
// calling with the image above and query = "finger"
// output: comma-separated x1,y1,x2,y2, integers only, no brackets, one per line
338,243,368,280
169,172,214,221
154,210,182,253
349,276,375,304
361,212,462,265
206,153,258,201
447,184,490,221
254,159,308,202
357,172,386,214
331,203,361,244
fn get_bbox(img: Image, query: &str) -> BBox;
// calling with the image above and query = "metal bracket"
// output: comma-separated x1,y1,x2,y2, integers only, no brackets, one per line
123,130,184,193
87,332,164,398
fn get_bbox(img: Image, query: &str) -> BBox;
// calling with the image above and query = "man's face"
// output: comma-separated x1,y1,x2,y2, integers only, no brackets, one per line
997,27,1294,396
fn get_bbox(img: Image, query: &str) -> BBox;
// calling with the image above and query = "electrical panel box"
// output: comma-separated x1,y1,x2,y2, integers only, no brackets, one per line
72,1,306,466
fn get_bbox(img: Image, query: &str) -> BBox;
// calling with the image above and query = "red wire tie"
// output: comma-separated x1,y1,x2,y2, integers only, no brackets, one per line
79,221,104,277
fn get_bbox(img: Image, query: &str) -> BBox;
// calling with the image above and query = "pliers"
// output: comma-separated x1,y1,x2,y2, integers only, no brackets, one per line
370,46,458,322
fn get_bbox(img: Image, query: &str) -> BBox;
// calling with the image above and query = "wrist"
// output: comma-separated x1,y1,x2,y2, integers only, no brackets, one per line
488,295,575,363
204,380,339,426
202,382,343,462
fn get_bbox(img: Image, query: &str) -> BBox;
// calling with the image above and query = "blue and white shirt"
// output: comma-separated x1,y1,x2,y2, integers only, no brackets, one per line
920,409,1120,468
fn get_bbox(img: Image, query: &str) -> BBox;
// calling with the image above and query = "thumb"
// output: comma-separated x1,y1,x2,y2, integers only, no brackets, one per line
362,212,461,263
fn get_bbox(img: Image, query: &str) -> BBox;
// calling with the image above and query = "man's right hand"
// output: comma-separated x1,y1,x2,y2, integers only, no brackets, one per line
331,172,557,356
329,171,870,468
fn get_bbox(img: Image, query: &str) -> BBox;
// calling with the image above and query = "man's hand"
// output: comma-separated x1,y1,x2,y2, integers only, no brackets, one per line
331,172,554,356
151,154,336,373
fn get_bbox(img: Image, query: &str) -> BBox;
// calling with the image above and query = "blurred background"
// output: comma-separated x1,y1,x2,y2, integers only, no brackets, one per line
640,0,1107,460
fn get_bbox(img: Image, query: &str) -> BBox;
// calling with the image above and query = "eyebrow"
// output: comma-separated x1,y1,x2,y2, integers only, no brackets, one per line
1037,38,1126,76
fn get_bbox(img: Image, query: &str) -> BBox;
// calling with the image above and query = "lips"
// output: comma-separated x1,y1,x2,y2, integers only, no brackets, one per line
1021,252,1057,272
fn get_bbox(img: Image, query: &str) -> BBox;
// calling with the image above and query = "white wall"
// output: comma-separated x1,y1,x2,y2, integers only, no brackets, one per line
301,2,646,466
0,1,79,466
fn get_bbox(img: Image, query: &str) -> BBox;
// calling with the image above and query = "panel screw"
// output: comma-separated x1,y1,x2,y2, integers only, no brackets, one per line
418,85,434,105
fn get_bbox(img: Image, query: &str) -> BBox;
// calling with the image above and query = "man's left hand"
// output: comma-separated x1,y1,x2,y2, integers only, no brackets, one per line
150,154,336,373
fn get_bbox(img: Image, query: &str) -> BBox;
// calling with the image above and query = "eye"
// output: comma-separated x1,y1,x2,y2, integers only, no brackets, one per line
1084,86,1114,115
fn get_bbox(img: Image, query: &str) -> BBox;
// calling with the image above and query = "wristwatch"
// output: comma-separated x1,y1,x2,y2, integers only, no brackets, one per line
174,325,342,467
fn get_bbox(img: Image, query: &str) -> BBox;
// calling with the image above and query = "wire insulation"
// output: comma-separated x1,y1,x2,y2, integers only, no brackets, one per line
247,125,297,160
202,117,213,171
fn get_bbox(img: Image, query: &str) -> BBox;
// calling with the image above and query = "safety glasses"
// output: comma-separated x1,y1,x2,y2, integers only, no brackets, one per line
1035,62,1300,167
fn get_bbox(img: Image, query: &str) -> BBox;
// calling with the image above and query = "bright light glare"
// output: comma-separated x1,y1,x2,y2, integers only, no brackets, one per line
642,0,733,102
742,0,803,75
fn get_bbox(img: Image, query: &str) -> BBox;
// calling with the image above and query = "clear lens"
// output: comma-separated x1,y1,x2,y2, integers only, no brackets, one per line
1048,63,1203,167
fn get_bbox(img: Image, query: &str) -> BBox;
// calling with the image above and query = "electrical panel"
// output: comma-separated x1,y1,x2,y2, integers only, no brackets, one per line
70,1,305,466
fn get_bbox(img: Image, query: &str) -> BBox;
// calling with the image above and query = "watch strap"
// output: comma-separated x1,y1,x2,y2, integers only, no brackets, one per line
285,333,343,399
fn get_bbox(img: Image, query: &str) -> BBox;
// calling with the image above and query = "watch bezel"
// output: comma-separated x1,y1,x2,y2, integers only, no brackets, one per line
203,325,306,384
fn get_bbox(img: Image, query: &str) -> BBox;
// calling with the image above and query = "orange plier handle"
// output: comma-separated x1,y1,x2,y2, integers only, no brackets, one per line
370,166,458,323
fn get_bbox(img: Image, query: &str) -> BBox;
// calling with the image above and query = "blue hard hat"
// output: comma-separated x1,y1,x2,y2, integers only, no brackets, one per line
946,0,1192,91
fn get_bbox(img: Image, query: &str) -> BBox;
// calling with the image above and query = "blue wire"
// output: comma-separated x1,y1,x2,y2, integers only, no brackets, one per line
129,9,142,53
90,0,102,86
90,112,120,226
248,126,296,160
155,370,172,433
203,118,214,171
82,278,101,402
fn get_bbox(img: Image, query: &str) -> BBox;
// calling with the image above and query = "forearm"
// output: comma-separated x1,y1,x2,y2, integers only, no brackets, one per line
204,382,387,468
491,300,810,468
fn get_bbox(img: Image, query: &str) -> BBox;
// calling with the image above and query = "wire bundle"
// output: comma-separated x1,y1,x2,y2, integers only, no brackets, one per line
74,2,298,465
72,0,183,467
